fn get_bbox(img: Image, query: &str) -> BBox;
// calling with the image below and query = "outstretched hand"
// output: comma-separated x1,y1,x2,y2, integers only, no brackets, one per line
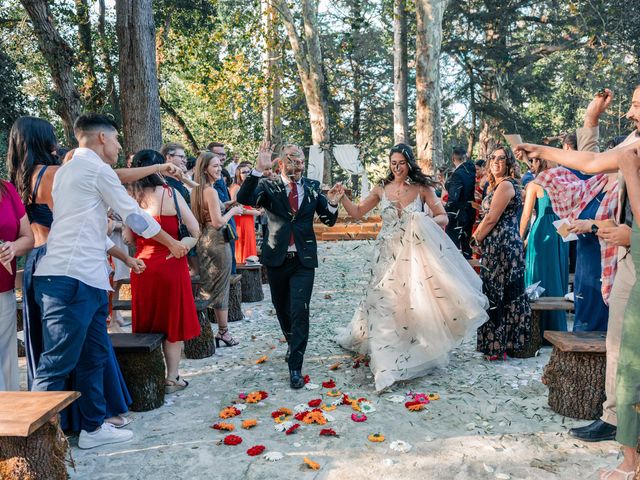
160,163,182,178
515,143,543,162
327,183,344,205
256,141,275,173
585,88,614,125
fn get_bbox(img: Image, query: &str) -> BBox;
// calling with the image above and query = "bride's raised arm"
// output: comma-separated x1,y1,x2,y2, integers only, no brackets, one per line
421,186,448,228
340,185,383,220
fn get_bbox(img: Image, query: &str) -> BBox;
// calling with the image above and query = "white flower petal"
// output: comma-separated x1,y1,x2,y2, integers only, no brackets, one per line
294,404,308,413
323,413,335,422
389,440,412,453
233,403,247,411
305,383,320,390
264,451,284,461
385,395,405,403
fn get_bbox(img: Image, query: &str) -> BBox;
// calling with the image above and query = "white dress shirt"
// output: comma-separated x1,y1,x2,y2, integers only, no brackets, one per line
35,148,161,291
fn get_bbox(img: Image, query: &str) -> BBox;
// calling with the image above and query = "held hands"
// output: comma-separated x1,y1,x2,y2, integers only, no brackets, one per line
229,205,245,216
514,144,543,162
327,183,345,205
256,141,275,173
597,224,632,247
125,257,146,274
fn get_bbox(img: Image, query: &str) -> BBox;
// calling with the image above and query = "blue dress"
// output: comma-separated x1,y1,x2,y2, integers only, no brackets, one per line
573,193,609,331
524,191,569,336
24,166,132,430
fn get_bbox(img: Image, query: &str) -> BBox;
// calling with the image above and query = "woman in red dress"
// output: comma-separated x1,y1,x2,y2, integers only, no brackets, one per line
125,150,201,393
229,162,260,264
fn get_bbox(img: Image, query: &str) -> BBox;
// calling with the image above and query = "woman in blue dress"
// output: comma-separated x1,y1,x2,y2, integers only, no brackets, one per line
519,157,569,336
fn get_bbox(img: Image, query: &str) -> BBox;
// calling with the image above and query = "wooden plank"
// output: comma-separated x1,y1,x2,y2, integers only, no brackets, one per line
109,333,164,353
543,331,606,353
0,391,80,437
531,297,574,311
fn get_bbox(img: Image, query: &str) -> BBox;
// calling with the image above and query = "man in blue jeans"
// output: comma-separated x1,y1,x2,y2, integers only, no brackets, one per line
33,113,188,449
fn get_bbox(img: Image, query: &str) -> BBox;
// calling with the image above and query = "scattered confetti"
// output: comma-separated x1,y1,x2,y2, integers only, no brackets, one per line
246,445,265,456
389,440,412,453
303,458,321,470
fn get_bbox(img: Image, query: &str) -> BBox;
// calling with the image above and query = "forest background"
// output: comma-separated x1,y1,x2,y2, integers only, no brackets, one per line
0,0,638,188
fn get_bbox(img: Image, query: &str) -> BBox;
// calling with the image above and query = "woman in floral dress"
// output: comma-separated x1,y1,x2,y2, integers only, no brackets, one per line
473,146,532,360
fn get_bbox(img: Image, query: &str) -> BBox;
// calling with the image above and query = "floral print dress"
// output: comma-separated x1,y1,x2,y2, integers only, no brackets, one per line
476,179,532,356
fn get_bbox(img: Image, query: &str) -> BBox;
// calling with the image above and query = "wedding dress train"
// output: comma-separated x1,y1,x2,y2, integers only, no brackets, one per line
336,192,489,391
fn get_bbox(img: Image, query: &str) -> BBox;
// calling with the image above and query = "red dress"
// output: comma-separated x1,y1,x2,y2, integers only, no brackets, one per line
234,210,257,264
131,215,200,342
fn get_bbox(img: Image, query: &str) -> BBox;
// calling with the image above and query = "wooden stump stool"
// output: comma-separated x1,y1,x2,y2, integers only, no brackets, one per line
541,331,606,419
184,300,215,359
510,297,575,359
0,391,80,480
237,263,264,302
228,274,244,322
110,333,165,412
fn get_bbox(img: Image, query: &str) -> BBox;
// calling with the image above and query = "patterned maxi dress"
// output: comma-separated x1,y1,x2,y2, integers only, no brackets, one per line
477,179,532,356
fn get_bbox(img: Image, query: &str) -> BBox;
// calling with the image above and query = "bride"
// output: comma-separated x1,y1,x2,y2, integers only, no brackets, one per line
335,144,489,391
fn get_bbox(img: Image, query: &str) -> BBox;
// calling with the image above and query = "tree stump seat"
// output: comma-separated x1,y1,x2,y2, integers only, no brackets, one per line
510,297,575,359
541,330,606,420
228,274,244,322
0,391,80,480
109,333,165,412
236,263,264,303
184,300,216,359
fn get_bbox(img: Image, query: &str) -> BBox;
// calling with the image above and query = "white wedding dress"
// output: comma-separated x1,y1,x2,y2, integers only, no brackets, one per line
336,192,489,391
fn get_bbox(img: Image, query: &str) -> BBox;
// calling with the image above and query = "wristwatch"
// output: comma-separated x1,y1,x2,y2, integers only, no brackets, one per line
591,223,599,235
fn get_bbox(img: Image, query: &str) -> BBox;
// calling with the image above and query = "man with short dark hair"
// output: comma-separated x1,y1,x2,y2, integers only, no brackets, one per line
444,147,476,258
161,142,190,205
33,113,188,449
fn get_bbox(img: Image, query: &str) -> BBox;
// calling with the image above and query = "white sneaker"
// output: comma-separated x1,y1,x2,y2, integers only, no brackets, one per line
78,422,133,449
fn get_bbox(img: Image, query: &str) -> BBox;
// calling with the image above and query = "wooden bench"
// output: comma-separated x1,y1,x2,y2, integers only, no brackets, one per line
541,330,606,420
0,391,80,479
510,297,575,359
236,263,264,302
110,333,165,411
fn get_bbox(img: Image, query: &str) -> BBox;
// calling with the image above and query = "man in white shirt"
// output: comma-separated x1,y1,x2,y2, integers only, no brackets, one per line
33,113,188,449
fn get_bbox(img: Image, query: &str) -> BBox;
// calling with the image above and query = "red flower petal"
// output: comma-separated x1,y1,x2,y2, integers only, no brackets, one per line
294,411,308,421
246,445,266,456
404,400,422,409
319,428,337,436
341,394,351,405
223,435,243,445
259,391,269,400
271,410,284,418
322,380,336,389
308,399,322,408
351,413,367,422
285,423,300,435
303,375,310,384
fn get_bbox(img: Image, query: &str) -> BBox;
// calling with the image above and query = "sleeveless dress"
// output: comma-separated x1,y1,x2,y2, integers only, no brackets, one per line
476,179,532,357
615,221,640,447
22,166,132,430
336,191,489,391
230,184,257,264
524,190,569,336
131,214,200,342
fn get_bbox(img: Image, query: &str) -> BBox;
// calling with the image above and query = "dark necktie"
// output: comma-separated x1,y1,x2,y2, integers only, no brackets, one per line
288,182,298,246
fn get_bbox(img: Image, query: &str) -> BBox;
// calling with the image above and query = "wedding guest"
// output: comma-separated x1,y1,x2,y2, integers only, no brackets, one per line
473,146,532,360
161,142,190,205
31,113,187,449
212,168,238,275
229,161,260,264
519,156,569,337
191,152,244,347
444,147,476,258
108,210,131,328
125,150,201,393
0,179,34,390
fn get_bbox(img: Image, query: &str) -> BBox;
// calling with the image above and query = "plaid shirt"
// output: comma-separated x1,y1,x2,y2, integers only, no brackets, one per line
535,167,619,303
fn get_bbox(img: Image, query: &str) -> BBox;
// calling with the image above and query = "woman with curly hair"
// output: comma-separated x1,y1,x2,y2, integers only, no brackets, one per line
473,145,532,360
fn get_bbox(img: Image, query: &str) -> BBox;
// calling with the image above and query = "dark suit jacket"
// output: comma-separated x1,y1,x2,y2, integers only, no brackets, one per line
237,174,338,268
445,160,476,226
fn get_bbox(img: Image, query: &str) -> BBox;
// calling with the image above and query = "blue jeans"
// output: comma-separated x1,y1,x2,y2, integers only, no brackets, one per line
32,275,109,431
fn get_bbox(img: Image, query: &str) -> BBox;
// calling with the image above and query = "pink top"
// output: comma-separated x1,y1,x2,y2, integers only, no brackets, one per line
0,181,26,293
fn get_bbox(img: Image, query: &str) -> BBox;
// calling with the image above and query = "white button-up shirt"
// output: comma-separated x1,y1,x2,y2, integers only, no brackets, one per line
35,148,161,291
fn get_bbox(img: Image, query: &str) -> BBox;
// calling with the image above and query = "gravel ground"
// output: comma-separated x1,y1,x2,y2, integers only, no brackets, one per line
52,240,618,480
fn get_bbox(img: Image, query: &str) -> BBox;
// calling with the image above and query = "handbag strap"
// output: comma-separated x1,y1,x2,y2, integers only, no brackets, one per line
170,188,185,227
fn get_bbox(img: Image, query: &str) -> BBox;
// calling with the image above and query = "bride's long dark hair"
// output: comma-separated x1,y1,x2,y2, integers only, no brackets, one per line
383,143,438,189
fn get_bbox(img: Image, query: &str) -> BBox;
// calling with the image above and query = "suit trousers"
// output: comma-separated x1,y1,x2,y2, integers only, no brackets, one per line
601,247,636,426
32,275,110,432
266,254,315,371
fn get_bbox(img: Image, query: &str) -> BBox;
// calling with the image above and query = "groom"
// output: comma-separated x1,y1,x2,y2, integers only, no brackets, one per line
237,143,340,389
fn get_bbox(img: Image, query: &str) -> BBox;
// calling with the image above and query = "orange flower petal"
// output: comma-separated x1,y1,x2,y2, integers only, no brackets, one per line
255,356,268,364
303,457,321,470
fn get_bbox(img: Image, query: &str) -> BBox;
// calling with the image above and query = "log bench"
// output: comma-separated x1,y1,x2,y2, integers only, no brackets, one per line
541,330,606,420
236,263,264,302
228,274,244,322
109,333,165,412
510,297,575,359
0,391,80,480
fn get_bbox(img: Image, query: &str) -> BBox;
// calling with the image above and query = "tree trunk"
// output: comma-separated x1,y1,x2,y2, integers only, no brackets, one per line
415,0,448,173
115,0,163,154
160,96,199,153
393,0,409,144
98,0,121,126
261,0,283,150
275,0,331,184
349,0,364,144
20,0,82,145
75,0,102,110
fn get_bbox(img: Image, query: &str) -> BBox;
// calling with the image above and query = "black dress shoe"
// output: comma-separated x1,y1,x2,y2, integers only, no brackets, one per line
285,346,290,363
568,419,616,442
290,370,304,389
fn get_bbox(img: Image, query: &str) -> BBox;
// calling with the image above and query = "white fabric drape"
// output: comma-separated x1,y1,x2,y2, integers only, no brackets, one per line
307,145,324,182
306,144,369,196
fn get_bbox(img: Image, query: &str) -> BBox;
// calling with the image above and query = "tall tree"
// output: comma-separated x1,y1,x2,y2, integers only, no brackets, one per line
97,0,121,125
75,0,102,110
393,0,409,144
415,0,448,172
261,0,283,149
273,0,331,183
20,0,82,145
116,0,163,153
